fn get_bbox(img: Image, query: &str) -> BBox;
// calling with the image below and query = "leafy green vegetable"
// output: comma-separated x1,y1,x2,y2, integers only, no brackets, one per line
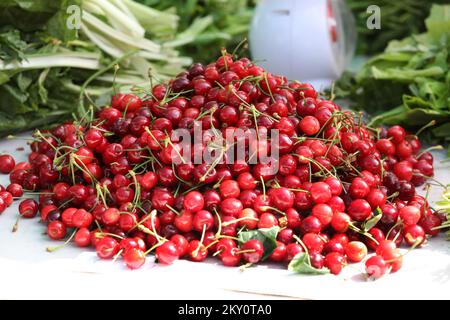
0,1,62,33
0,28,27,62
435,189,450,241
288,253,330,275
136,0,256,63
335,4,450,147
426,4,450,42
0,0,211,136
347,0,449,55
238,226,279,260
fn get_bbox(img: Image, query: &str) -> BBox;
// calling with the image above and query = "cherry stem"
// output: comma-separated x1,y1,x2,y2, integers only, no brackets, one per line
22,192,54,195
239,262,253,272
260,206,285,216
287,188,309,193
144,127,163,150
349,223,380,246
144,240,166,256
386,220,403,239
298,156,338,180
214,207,222,238
292,234,309,254
415,120,436,137
205,239,219,250
34,130,58,152
182,183,205,195
222,216,259,227
416,145,443,159
94,232,124,240
386,192,399,200
220,48,229,71
112,249,124,263
260,176,266,197
12,216,20,233
129,170,141,212
385,238,423,263
231,37,248,57
263,72,275,103
96,184,108,207
235,249,256,254
47,229,77,252
413,173,447,189
193,224,207,257
165,204,181,216
165,136,187,165
199,153,223,182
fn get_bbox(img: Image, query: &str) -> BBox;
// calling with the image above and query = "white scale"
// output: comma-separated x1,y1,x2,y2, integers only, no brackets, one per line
250,0,356,90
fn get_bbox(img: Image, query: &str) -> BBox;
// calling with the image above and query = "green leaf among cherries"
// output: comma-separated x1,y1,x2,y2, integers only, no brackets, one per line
238,226,280,260
288,253,330,275
363,207,383,232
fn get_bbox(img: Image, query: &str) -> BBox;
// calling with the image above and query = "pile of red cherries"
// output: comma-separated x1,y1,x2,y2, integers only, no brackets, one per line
0,53,444,278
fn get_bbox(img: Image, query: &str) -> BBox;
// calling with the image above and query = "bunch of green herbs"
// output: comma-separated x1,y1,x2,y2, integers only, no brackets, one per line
0,0,206,136
335,4,450,148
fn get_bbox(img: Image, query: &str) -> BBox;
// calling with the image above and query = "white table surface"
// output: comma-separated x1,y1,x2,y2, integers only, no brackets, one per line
0,134,449,300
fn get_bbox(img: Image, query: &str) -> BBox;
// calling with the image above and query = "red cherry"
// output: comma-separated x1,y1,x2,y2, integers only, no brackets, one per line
312,204,333,226
47,221,67,240
347,199,372,222
285,243,304,262
171,234,189,257
324,252,346,275
269,187,294,211
403,224,426,247
193,210,214,231
299,116,320,135
365,255,388,279
238,208,259,230
156,241,179,265
188,240,208,262
220,198,243,217
74,228,92,247
124,248,146,270
310,182,332,204
241,239,264,263
19,199,39,218
219,180,240,199
345,241,367,262
399,206,421,226
0,155,15,174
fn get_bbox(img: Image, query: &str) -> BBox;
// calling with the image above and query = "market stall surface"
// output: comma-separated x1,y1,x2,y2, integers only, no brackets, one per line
1,135,449,300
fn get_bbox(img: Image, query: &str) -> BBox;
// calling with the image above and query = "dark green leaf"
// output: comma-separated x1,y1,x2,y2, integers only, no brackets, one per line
363,207,383,232
433,122,450,138
16,72,32,92
0,110,70,137
43,0,80,42
370,104,450,128
238,226,279,260
0,1,62,32
3,0,61,13
0,28,27,62
288,252,330,275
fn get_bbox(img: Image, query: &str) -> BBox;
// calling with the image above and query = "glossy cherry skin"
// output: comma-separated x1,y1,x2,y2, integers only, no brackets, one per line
156,241,179,265
241,239,264,263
